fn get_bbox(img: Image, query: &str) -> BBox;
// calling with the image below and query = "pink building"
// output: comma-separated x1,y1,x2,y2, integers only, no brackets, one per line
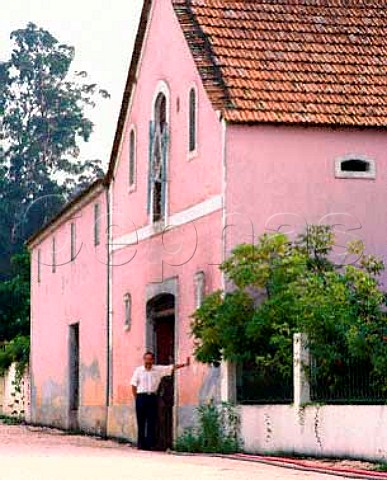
28,0,387,448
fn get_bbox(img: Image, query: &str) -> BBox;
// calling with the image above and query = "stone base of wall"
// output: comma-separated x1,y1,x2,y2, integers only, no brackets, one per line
241,404,387,462
78,406,108,436
107,405,137,443
31,408,68,429
177,404,196,435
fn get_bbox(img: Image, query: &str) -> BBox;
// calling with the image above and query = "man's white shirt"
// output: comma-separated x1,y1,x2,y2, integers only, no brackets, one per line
130,365,174,394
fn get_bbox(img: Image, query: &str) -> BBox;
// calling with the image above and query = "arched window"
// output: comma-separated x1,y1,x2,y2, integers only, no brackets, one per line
129,128,136,189
148,90,169,223
335,155,376,179
189,87,197,153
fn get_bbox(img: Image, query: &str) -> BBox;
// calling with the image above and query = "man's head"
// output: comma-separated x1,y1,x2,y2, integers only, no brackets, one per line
143,351,155,370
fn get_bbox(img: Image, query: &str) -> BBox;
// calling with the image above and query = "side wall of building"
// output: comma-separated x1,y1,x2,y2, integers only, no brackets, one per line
30,188,108,433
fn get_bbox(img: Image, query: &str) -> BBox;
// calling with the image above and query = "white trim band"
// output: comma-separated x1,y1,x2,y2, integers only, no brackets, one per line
112,195,223,252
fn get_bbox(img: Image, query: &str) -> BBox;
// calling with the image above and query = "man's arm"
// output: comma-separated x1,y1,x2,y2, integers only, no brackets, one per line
130,367,139,398
132,385,137,399
172,356,190,372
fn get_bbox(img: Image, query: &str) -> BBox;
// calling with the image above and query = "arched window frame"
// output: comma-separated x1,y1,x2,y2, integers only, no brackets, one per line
188,85,198,158
335,154,376,179
128,125,137,192
148,81,170,225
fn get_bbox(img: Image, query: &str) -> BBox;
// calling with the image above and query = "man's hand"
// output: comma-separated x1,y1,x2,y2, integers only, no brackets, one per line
174,357,191,370
132,385,137,399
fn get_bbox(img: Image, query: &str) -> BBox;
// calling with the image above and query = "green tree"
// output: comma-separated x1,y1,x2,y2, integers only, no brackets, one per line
0,22,109,274
0,23,109,369
192,226,387,393
0,251,30,342
0,251,30,377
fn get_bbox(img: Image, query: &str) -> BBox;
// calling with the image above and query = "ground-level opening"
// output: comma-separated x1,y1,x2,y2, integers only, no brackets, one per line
68,322,80,430
147,293,175,450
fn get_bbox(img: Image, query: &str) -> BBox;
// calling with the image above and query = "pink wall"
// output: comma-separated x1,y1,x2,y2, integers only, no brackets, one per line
111,0,223,238
30,188,108,429
109,0,225,424
226,124,387,284
111,211,223,407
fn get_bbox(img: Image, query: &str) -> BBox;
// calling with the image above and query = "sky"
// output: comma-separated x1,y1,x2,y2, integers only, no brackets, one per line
0,0,144,170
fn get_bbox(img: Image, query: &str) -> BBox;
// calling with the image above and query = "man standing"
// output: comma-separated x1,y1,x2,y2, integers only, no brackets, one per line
131,351,190,450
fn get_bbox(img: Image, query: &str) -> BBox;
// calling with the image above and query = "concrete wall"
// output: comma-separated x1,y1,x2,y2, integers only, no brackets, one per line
241,404,387,462
0,363,30,421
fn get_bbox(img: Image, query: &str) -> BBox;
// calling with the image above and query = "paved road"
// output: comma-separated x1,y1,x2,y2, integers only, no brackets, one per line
0,424,345,480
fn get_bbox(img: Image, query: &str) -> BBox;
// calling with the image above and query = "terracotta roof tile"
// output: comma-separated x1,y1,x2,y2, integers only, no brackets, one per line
173,0,387,127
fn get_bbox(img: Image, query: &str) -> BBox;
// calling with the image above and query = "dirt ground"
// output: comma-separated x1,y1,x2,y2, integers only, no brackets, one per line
0,423,349,480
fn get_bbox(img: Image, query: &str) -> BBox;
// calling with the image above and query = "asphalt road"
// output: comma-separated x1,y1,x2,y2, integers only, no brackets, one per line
0,423,345,480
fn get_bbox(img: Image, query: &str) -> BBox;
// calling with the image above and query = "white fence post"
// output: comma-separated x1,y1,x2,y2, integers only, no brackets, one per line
221,361,236,403
293,333,310,406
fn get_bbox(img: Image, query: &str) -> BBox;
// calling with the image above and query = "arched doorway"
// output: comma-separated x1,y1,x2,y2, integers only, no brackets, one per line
146,293,175,450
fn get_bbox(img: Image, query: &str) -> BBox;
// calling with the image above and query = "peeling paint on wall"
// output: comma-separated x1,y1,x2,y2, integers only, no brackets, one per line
199,365,221,403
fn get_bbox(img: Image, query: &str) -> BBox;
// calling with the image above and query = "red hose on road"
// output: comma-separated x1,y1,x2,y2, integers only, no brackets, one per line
229,453,387,479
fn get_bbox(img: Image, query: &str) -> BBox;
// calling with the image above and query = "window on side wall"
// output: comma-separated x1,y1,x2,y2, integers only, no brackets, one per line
71,222,76,261
189,87,197,155
335,155,376,179
94,202,100,246
38,249,41,283
129,128,136,190
52,237,56,273
124,293,132,331
194,271,206,308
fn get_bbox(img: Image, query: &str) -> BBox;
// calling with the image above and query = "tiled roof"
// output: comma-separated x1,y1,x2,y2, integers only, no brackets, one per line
173,0,387,127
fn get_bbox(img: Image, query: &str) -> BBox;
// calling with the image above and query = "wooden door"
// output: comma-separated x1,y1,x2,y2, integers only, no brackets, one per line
154,314,175,450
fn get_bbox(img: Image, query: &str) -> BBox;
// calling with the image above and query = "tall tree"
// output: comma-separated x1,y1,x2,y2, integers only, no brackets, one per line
0,22,109,275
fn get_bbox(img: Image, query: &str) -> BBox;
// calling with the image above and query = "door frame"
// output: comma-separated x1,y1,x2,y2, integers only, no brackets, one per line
145,277,179,444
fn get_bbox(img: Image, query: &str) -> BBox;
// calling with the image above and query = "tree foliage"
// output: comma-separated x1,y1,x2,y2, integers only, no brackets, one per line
0,23,109,367
0,22,109,274
0,251,30,377
192,226,387,392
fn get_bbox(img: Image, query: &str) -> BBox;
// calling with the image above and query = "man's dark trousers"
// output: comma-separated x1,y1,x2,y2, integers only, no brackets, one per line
136,393,158,450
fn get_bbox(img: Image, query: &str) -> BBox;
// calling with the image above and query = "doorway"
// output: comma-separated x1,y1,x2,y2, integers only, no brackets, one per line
147,294,175,450
69,323,80,430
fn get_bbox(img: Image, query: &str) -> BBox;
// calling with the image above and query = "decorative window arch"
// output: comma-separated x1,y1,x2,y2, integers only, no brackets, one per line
129,127,136,189
148,82,170,223
189,86,198,154
335,154,376,179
